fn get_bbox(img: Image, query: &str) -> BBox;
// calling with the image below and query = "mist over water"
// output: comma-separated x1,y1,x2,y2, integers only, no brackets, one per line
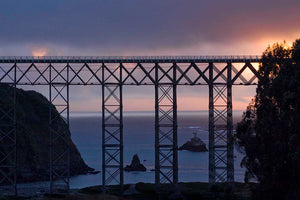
67,110,246,189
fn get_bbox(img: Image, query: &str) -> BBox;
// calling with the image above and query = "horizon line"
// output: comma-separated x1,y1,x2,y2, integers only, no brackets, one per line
69,110,246,113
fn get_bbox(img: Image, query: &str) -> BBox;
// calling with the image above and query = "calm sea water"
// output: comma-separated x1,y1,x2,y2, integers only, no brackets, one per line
68,110,246,189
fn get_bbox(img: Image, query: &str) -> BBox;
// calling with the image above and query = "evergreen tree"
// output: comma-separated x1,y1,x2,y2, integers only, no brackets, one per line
235,39,300,199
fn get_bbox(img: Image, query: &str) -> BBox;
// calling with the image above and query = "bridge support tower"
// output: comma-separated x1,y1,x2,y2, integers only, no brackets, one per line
154,63,178,188
102,64,123,193
209,62,234,184
49,64,70,192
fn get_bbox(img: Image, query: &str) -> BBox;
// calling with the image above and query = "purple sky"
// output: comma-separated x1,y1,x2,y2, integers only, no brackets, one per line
0,0,299,111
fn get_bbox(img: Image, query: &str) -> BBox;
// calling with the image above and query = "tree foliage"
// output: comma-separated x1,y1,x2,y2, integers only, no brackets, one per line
235,39,300,199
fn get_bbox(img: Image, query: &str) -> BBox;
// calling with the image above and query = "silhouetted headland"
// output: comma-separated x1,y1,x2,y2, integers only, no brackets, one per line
0,84,94,183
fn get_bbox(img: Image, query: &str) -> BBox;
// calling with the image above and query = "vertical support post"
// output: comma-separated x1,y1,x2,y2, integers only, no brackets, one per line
49,63,70,193
13,64,17,195
172,63,178,186
101,63,105,193
67,64,70,188
49,64,53,192
154,63,178,188
154,63,159,188
102,63,123,194
119,64,124,192
227,63,234,183
208,62,215,184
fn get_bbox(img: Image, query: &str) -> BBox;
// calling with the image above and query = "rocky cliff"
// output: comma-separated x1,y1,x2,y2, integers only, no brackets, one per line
0,84,93,182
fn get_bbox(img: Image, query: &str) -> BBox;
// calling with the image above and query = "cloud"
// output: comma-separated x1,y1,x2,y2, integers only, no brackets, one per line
1,0,298,111
0,0,299,56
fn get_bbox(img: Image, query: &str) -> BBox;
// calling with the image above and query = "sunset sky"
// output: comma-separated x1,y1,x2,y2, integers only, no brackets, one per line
0,0,299,111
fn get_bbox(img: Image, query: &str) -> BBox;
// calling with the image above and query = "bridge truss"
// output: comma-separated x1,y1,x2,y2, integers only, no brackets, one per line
0,56,261,195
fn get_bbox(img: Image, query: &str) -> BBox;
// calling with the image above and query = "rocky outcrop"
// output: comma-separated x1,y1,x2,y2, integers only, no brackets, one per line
124,154,146,172
179,133,208,152
0,84,94,183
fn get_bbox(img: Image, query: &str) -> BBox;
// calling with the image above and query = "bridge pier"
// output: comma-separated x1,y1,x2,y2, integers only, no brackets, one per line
49,64,70,193
102,63,124,194
209,62,234,184
154,63,178,189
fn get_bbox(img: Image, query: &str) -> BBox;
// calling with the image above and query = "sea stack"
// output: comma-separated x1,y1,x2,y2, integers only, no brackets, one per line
124,154,147,172
179,132,208,152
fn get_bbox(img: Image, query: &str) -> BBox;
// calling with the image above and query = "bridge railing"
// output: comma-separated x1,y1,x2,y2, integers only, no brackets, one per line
0,55,261,63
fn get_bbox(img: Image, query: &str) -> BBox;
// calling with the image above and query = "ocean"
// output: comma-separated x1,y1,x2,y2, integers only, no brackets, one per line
68,110,246,189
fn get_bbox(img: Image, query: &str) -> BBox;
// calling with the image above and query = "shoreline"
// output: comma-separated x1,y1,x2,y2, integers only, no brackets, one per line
0,182,254,199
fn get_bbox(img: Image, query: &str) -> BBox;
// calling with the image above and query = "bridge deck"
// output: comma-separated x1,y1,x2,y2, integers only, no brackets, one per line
0,56,261,63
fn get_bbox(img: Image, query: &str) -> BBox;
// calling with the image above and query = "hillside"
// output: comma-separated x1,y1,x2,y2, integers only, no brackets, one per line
0,84,93,182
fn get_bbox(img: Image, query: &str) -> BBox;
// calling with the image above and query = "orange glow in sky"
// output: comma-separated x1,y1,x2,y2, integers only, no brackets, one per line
31,46,48,57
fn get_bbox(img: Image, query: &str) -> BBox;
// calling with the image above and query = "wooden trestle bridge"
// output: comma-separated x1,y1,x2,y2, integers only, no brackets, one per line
0,56,261,195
